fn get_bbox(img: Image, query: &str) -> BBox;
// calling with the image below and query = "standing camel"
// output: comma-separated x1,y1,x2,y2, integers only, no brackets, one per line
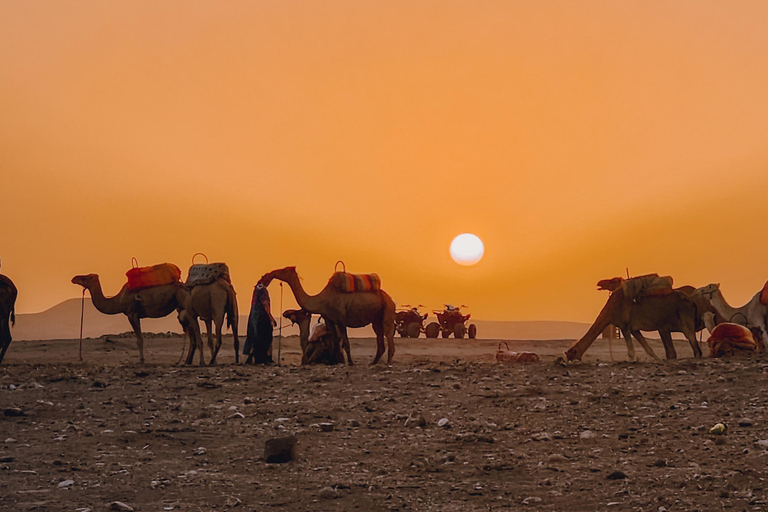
71,274,192,363
258,266,396,365
181,278,239,365
565,286,702,361
697,283,768,345
0,274,18,364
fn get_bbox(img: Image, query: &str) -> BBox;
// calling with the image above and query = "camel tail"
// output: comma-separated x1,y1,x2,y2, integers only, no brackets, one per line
10,306,15,327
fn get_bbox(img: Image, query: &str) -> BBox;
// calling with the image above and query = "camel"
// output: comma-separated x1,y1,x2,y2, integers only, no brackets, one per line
697,283,768,346
180,278,239,365
303,318,345,365
0,274,18,364
283,309,312,364
596,277,720,359
565,285,702,361
71,274,190,363
258,266,396,365
706,323,764,358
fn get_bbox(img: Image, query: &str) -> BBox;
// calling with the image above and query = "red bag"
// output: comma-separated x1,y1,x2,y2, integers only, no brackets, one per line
126,258,181,291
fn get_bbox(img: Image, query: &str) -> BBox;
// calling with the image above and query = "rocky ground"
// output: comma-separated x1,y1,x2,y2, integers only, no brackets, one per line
1,335,768,511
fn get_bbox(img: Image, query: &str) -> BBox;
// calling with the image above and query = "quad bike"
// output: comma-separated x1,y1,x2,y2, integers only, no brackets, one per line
395,305,428,338
426,304,477,339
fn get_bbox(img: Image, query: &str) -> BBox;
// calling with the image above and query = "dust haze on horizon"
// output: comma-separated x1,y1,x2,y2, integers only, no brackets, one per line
2,2,768,322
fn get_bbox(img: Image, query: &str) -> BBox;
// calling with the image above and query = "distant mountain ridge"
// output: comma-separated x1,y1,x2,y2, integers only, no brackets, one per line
11,298,592,341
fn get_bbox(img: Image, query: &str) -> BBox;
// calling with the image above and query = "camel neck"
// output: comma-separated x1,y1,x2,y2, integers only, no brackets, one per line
710,290,740,320
283,273,321,311
86,278,124,315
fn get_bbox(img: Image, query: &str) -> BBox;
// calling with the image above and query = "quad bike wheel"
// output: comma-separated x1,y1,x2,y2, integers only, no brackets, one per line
441,329,451,338
425,322,440,338
468,324,477,339
454,323,466,339
407,322,421,338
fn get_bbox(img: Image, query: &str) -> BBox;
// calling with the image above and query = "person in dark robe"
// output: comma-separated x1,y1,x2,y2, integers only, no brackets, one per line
244,284,277,364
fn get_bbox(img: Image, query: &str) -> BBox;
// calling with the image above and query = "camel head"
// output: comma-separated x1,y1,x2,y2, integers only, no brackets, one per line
259,266,297,287
750,327,766,352
283,308,310,325
71,274,99,289
697,283,720,299
597,277,624,292
563,345,581,362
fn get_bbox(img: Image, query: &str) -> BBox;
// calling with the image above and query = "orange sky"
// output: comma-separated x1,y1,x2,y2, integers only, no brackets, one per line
2,2,768,322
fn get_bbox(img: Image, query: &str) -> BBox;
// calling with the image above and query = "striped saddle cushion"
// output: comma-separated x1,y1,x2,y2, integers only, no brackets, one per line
328,272,381,293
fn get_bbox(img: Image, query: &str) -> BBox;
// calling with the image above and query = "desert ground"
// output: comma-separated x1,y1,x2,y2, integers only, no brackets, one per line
2,334,768,511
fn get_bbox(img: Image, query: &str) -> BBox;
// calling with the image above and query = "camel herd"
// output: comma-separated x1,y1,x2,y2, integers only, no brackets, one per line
0,266,766,366
565,274,768,361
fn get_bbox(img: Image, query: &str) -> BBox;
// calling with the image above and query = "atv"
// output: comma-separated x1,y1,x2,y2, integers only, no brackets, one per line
426,304,477,339
394,305,428,338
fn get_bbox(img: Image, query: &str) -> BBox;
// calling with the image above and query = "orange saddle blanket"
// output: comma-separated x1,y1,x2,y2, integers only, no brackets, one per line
328,272,381,293
126,263,181,291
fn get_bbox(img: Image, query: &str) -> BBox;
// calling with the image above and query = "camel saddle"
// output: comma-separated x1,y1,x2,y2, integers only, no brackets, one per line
126,263,181,291
186,263,231,286
328,272,381,293
621,274,673,301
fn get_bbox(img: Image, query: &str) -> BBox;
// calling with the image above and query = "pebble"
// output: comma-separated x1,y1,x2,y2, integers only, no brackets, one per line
243,397,254,405
738,418,754,427
193,447,207,456
531,432,551,442
405,413,426,428
3,407,24,417
347,419,361,428
229,412,245,420
522,496,542,505
319,422,335,432
756,439,768,449
110,502,135,512
319,487,340,499
58,479,74,488
547,454,567,463
606,471,627,480
438,418,450,428
264,435,298,464
580,430,596,440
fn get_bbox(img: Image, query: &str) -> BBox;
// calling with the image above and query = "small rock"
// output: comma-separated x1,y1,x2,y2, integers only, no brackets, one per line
319,487,339,499
0,455,13,463
110,502,135,512
347,419,361,428
243,397,254,405
319,422,334,432
229,412,245,420
547,454,567,463
437,418,450,428
3,407,24,417
225,496,242,507
58,479,74,488
606,471,627,480
522,496,542,505
193,447,207,456
531,432,551,442
756,439,768,449
738,418,754,427
405,413,426,428
580,430,596,440
4,438,16,443
264,435,298,464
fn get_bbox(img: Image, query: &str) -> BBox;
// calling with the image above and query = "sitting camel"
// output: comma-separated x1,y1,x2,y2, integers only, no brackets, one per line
0,273,18,364
304,318,345,365
706,323,764,357
566,283,702,361
283,309,312,364
180,277,239,365
72,273,191,364
697,283,768,346
259,266,396,365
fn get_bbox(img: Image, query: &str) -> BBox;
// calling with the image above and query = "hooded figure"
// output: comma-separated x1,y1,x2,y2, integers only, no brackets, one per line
244,284,277,364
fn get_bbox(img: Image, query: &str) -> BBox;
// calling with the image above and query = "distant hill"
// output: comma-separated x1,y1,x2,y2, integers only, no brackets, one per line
12,298,592,341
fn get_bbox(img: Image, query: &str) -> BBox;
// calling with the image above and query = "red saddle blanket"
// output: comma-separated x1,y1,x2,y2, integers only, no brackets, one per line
126,263,181,291
328,272,381,293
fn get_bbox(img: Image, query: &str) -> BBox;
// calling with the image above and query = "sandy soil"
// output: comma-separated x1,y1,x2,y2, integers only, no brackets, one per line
2,335,768,511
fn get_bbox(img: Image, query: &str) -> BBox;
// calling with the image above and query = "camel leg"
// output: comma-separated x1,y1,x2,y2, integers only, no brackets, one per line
631,331,661,360
127,315,146,363
334,323,353,366
210,318,224,365
659,329,677,360
384,319,396,364
685,329,703,358
371,321,386,365
620,328,636,361
0,318,10,364
203,319,213,361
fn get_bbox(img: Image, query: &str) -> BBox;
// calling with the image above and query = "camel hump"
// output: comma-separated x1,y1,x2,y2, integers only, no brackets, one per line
186,262,231,286
621,274,673,301
328,272,381,293
760,280,768,306
126,263,181,291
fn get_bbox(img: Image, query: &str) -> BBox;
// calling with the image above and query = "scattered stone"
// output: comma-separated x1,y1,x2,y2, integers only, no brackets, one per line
405,413,426,428
547,454,567,463
225,496,243,507
110,502,134,512
652,459,667,468
347,419,361,428
531,432,551,442
0,455,13,463
437,418,450,428
4,438,16,443
243,397,254,405
606,471,627,480
709,423,727,435
319,487,340,499
580,430,596,440
229,412,245,420
264,435,298,464
193,447,207,456
738,418,754,427
58,479,74,488
319,422,335,432
3,407,24,417
755,439,768,449
522,496,542,505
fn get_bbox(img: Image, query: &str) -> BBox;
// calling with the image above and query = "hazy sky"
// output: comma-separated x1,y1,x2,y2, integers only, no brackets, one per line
2,1,768,321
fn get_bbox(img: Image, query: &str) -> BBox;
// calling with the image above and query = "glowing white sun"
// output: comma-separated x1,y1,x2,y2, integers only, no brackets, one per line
450,233,484,266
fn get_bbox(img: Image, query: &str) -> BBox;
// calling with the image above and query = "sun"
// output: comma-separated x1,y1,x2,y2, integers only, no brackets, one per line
450,233,484,266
